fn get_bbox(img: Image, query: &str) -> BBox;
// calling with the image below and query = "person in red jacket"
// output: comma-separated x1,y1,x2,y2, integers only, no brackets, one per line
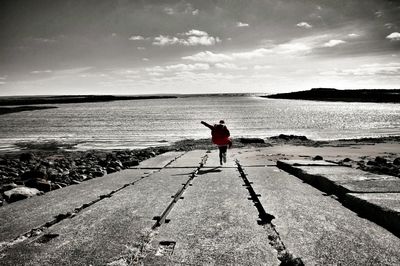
201,120,232,165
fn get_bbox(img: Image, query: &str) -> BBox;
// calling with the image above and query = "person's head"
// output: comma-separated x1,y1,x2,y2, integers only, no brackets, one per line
219,120,225,124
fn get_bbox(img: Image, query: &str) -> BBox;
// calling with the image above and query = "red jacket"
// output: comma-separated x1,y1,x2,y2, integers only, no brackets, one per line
201,121,231,146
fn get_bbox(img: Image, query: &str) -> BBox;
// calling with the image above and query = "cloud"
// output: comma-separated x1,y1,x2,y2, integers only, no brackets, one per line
152,30,221,46
137,47,146,50
254,65,272,70
374,11,384,18
323,39,346,47
129,35,145,41
164,7,175,15
31,69,52,74
232,48,272,59
296,22,312,29
386,32,400,41
384,23,395,29
142,58,149,61
277,43,312,54
184,29,208,36
237,22,249,27
192,9,199,15
320,63,400,76
182,51,233,62
146,63,210,72
348,33,360,38
215,63,247,70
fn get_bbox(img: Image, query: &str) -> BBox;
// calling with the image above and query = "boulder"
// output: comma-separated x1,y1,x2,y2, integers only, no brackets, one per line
21,169,47,181
239,138,265,144
375,156,387,165
19,152,36,161
393,158,400,166
24,178,52,192
122,160,139,167
313,155,323,160
0,183,18,192
107,167,117,174
4,187,41,202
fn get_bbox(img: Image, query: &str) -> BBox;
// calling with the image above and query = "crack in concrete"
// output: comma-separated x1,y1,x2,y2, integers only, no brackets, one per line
107,153,209,265
235,160,304,266
0,152,187,251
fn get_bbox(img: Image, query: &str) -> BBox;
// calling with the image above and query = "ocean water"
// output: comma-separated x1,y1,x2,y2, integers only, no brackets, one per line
0,96,399,151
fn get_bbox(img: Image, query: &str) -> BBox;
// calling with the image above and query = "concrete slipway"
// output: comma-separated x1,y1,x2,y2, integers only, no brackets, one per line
0,149,399,265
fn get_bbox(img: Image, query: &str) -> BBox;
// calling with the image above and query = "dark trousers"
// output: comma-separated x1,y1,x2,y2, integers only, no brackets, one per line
218,146,227,162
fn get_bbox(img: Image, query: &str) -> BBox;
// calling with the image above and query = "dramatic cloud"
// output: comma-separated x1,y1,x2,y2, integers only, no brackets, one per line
296,22,312,29
163,7,175,15
386,32,400,41
237,22,249,27
152,30,221,46
182,51,233,63
129,35,145,41
323,40,346,47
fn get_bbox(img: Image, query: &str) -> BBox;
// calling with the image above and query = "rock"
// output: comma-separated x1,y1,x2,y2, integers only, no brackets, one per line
21,169,47,181
0,183,18,192
150,151,156,157
92,170,106,177
4,187,41,202
367,160,376,166
71,180,81,185
375,156,387,165
343,158,351,162
271,134,308,141
122,160,139,167
107,167,117,174
393,157,400,165
19,153,35,161
239,138,265,144
313,155,323,160
24,178,52,192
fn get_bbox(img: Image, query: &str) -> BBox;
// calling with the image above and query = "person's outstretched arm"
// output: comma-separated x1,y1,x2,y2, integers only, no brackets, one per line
201,121,214,130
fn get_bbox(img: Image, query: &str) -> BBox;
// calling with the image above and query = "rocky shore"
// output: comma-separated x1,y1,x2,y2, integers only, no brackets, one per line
1,135,399,206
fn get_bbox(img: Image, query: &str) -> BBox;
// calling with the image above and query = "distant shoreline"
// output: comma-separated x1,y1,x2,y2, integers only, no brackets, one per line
0,95,178,106
0,106,58,115
263,88,400,103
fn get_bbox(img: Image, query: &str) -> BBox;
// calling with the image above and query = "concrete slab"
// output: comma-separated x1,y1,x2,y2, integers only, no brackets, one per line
232,149,276,167
144,168,279,265
166,150,206,168
278,161,398,196
0,168,195,266
137,151,185,168
243,166,400,265
338,179,400,194
279,159,338,166
0,169,149,243
344,193,400,236
203,149,236,168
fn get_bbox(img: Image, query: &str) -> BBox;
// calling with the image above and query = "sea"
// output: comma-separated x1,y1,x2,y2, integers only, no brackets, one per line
0,96,399,151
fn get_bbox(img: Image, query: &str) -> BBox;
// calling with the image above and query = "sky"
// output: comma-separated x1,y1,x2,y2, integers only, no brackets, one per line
0,0,399,96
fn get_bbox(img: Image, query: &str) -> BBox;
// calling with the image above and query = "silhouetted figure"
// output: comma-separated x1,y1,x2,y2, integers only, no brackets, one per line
201,120,232,165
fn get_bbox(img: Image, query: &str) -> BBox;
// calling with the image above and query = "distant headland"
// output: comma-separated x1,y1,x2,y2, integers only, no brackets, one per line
263,88,400,103
0,95,178,106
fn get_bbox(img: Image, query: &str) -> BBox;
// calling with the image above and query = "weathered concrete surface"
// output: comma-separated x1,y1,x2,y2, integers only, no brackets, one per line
344,193,400,236
0,168,196,266
243,166,400,265
279,159,338,166
144,168,280,265
136,151,185,168
203,149,236,168
232,148,276,167
0,169,149,243
166,150,206,168
338,179,400,193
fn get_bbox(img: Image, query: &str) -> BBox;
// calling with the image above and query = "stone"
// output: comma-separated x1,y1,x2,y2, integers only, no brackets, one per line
313,155,323,160
122,160,139,167
107,167,117,174
92,171,106,177
21,169,47,181
239,138,265,144
4,186,41,202
343,158,351,162
0,183,18,192
24,178,52,192
19,153,35,161
375,156,387,165
393,158,400,166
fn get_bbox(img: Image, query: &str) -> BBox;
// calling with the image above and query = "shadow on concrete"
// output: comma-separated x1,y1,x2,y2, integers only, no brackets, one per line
197,167,222,175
